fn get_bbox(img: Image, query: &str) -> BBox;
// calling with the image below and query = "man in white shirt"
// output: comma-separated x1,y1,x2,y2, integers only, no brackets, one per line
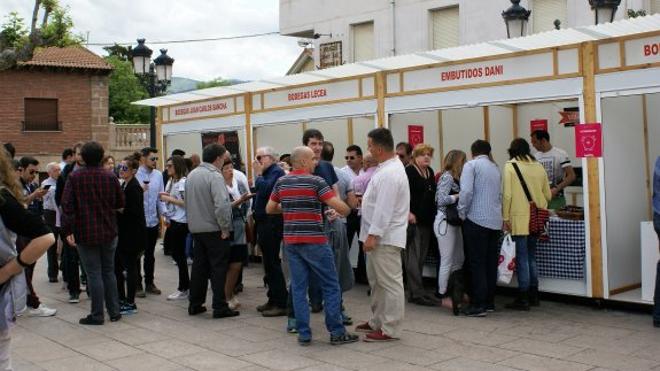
136,147,165,296
531,130,576,209
357,128,410,342
42,162,61,283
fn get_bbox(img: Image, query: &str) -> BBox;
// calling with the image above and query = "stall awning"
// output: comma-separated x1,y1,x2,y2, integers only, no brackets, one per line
133,14,660,108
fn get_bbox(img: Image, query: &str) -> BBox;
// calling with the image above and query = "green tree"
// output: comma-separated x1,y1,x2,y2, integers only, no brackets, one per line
0,12,28,49
197,77,233,89
40,5,84,47
103,43,131,62
106,56,150,124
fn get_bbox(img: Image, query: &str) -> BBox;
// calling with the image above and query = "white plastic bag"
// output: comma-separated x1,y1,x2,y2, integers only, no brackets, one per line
497,234,516,285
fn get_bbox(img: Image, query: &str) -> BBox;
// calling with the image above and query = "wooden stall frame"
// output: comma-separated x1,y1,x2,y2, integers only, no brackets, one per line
594,30,660,74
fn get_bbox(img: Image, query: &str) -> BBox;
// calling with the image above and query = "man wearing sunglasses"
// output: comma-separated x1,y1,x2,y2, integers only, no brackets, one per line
17,156,57,317
253,146,288,317
136,147,165,297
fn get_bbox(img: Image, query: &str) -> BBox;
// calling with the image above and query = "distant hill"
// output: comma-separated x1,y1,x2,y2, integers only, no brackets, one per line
168,77,200,93
167,77,249,94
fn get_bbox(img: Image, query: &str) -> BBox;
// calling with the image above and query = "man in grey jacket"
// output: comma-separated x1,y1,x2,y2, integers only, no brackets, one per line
185,143,238,318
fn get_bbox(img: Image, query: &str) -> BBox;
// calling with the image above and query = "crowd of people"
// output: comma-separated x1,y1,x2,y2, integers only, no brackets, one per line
0,124,658,367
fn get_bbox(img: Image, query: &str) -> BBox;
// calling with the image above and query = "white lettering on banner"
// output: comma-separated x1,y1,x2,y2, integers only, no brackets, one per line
626,36,660,66
399,52,557,93
168,98,235,121
260,79,363,110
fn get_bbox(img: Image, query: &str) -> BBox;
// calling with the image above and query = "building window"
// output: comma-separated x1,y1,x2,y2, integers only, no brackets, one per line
532,0,567,33
351,21,374,62
652,0,660,14
429,6,459,50
23,98,60,131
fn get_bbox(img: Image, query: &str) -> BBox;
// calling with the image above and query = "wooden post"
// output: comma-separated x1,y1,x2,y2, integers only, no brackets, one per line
376,72,386,128
483,106,490,141
245,93,254,182
512,104,519,138
582,41,604,299
438,110,444,162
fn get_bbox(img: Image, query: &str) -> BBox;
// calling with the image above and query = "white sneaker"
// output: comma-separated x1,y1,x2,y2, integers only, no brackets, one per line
228,296,241,310
28,304,57,317
167,290,189,301
187,258,193,265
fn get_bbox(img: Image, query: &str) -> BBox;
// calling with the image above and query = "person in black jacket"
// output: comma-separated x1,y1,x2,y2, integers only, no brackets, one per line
55,142,84,303
115,153,146,315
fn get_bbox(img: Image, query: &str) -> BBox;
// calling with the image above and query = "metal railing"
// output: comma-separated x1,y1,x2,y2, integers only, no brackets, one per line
22,121,62,132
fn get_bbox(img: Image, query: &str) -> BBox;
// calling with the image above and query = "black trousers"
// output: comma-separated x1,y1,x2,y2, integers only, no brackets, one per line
62,241,81,295
139,226,159,286
190,232,231,312
43,210,59,281
462,219,500,310
256,215,287,308
164,221,190,291
346,211,367,283
115,248,139,304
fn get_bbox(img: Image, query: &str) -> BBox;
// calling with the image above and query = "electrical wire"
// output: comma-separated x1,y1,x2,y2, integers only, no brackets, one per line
86,31,280,46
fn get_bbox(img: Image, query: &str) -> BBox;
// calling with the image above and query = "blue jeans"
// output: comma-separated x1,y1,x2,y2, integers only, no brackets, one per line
284,243,345,340
653,213,660,323
77,238,120,321
513,235,538,292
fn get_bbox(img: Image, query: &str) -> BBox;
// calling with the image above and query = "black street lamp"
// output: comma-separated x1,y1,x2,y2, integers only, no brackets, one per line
502,0,532,39
589,0,622,24
130,38,174,148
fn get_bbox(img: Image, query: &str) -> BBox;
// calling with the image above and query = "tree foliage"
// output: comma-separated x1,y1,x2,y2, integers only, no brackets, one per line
106,56,150,124
0,0,83,70
197,77,233,89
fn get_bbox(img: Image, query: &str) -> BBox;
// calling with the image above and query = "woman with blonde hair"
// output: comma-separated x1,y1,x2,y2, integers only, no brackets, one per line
434,150,467,315
0,147,54,368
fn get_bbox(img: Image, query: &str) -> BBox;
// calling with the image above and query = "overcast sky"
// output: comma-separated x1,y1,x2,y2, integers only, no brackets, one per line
1,0,301,81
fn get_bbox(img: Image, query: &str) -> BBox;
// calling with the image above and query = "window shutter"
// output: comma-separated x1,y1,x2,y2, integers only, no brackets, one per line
651,0,660,14
24,98,58,131
532,0,567,33
430,7,459,50
352,22,374,62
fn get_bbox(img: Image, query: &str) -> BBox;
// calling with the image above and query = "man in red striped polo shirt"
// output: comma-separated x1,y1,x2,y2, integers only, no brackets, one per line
267,146,358,346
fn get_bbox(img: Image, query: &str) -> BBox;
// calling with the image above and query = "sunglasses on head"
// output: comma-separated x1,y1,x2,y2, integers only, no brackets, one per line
345,156,356,160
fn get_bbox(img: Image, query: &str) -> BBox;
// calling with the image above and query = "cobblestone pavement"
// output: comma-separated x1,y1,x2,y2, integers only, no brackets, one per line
12,246,660,371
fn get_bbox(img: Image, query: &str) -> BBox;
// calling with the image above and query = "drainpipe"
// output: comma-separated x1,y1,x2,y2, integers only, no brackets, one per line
391,0,396,56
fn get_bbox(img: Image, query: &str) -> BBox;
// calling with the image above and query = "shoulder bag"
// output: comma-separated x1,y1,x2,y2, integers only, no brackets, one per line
511,163,549,237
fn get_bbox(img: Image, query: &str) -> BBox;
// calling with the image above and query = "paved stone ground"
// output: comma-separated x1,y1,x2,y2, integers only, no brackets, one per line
11,246,660,371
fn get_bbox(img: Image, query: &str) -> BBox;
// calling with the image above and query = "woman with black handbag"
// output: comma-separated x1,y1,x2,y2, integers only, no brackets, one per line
434,150,467,314
502,138,551,311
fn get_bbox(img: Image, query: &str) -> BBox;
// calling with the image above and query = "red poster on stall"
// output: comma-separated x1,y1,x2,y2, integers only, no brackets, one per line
575,123,602,158
408,125,424,147
530,119,548,133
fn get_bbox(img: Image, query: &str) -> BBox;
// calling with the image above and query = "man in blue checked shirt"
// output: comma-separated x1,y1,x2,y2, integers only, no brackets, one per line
457,140,502,318
136,147,164,297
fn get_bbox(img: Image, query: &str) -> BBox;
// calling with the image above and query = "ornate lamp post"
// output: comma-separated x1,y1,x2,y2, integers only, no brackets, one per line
588,0,622,24
502,0,532,39
131,39,174,148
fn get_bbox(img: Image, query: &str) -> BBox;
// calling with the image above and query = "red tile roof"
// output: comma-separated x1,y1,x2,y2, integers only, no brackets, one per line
19,46,113,71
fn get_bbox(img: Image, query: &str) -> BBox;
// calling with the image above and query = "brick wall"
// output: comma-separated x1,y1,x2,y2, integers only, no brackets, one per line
0,68,110,167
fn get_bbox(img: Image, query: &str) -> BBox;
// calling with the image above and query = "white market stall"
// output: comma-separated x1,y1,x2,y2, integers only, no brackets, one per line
134,14,660,304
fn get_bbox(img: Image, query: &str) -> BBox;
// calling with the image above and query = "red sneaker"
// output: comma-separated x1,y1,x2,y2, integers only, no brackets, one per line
355,322,375,333
363,330,397,342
